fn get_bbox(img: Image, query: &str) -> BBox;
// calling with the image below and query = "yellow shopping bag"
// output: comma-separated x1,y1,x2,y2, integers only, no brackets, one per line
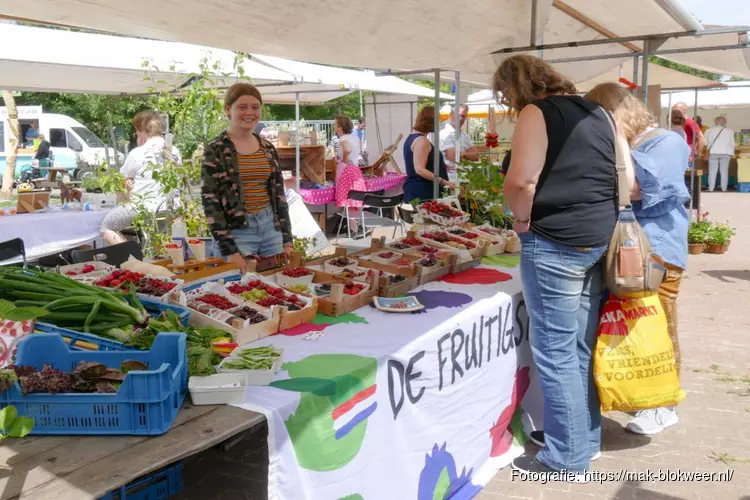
594,294,686,412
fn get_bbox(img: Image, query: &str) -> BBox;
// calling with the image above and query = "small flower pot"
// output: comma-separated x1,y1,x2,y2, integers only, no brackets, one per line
722,241,731,252
706,243,726,255
688,243,705,255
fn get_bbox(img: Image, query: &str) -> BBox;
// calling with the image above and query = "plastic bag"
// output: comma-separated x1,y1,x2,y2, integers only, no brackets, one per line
120,256,175,278
594,294,685,412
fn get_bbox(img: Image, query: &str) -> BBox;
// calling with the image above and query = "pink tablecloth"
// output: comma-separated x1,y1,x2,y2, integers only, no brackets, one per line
298,173,407,205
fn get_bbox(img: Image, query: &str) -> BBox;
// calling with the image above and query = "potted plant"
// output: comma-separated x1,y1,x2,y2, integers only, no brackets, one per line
706,221,735,254
687,220,710,254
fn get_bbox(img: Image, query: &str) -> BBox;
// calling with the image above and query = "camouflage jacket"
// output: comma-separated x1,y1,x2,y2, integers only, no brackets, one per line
201,131,292,256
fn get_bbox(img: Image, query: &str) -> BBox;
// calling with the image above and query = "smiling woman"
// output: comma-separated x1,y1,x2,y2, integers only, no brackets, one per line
200,83,293,274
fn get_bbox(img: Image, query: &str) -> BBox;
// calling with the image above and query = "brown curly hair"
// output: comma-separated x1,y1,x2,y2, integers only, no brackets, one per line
492,55,577,117
413,106,436,134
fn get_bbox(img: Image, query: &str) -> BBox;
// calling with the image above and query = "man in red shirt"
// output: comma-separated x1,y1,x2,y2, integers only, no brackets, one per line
672,102,706,156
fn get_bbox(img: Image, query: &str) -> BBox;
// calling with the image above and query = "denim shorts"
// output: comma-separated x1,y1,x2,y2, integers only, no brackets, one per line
217,206,283,258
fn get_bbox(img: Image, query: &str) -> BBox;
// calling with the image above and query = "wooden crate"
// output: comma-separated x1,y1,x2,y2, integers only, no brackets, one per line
354,238,423,278
377,274,420,298
153,257,239,283
219,271,320,331
315,278,379,317
417,252,458,286
446,226,507,256
415,229,487,260
269,252,379,318
186,297,281,345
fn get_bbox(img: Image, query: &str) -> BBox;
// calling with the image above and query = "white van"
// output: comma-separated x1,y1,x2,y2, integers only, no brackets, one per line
0,106,124,179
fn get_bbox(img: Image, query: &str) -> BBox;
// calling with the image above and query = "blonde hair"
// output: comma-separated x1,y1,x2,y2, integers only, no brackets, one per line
584,83,652,145
143,114,165,138
492,55,577,117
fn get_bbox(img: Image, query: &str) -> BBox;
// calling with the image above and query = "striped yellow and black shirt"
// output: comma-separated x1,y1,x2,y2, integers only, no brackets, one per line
237,150,272,213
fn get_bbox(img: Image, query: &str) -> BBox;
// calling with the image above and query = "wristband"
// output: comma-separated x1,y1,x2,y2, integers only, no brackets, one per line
514,218,530,224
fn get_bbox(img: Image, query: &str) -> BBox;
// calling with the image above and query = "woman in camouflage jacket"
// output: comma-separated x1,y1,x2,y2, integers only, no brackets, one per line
201,83,293,273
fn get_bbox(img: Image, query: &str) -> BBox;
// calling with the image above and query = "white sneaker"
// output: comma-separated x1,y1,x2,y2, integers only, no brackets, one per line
626,407,679,435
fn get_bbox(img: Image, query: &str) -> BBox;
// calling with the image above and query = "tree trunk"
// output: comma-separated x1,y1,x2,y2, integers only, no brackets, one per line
1,90,20,194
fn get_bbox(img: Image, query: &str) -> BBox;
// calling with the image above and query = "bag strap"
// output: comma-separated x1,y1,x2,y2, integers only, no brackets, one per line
707,127,726,152
600,107,631,209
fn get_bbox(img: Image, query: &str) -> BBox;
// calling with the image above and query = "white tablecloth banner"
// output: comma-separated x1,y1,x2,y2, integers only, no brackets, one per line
235,257,543,500
0,208,109,262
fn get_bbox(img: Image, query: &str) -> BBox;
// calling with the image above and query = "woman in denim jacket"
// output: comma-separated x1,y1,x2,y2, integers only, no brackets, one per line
587,83,690,436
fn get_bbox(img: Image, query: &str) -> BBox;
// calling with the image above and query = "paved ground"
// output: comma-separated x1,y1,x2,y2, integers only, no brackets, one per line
481,191,750,500
176,192,750,499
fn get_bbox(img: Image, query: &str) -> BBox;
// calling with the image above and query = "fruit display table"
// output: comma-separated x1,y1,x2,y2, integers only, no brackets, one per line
0,403,263,500
298,173,407,205
0,207,110,264
229,257,543,499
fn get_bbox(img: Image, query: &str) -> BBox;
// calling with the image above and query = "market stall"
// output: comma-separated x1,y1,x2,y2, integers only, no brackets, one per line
232,258,541,499
0,198,538,499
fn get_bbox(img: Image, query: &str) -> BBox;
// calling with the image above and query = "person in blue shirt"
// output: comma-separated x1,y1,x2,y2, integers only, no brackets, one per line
586,83,690,436
25,120,39,147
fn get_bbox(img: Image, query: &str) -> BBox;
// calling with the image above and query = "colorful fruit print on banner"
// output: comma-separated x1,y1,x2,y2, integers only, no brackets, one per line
270,354,377,471
489,367,530,457
437,268,512,285
417,443,482,500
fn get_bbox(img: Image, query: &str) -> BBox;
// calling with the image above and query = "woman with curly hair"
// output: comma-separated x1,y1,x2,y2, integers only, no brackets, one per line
494,55,635,479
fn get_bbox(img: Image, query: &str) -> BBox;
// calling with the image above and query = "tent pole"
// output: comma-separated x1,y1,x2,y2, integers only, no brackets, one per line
667,92,673,128
641,42,650,105
632,55,639,84
295,92,300,191
693,88,699,118
433,69,441,199
454,71,461,187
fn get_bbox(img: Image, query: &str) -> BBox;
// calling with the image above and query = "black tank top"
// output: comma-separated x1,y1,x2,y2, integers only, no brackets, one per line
530,95,617,247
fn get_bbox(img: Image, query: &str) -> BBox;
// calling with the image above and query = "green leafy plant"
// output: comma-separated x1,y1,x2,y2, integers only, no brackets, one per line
688,219,712,244
293,236,319,262
707,221,736,245
0,299,48,322
0,406,34,439
457,158,512,228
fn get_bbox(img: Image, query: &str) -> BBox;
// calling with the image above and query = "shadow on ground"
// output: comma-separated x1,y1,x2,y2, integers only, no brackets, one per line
701,270,750,283
613,482,689,500
600,416,652,453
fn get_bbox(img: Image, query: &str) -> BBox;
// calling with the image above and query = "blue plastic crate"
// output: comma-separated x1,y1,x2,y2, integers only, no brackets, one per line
3,333,187,435
139,298,191,326
35,323,126,352
36,297,191,353
99,462,183,500
738,182,750,193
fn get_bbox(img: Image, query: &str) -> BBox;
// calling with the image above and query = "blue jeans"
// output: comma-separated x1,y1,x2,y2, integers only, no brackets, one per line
213,206,283,258
519,231,607,472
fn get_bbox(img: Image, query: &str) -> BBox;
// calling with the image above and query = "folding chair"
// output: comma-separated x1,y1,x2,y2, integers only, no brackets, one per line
335,190,369,241
359,193,406,240
71,241,143,267
0,238,27,268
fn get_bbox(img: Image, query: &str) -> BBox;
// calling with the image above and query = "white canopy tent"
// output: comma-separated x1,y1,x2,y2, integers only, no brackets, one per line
0,23,294,95
4,1,748,86
0,23,449,103
4,0,749,199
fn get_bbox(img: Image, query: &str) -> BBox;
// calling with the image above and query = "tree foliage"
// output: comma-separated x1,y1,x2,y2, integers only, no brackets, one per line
650,56,722,82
